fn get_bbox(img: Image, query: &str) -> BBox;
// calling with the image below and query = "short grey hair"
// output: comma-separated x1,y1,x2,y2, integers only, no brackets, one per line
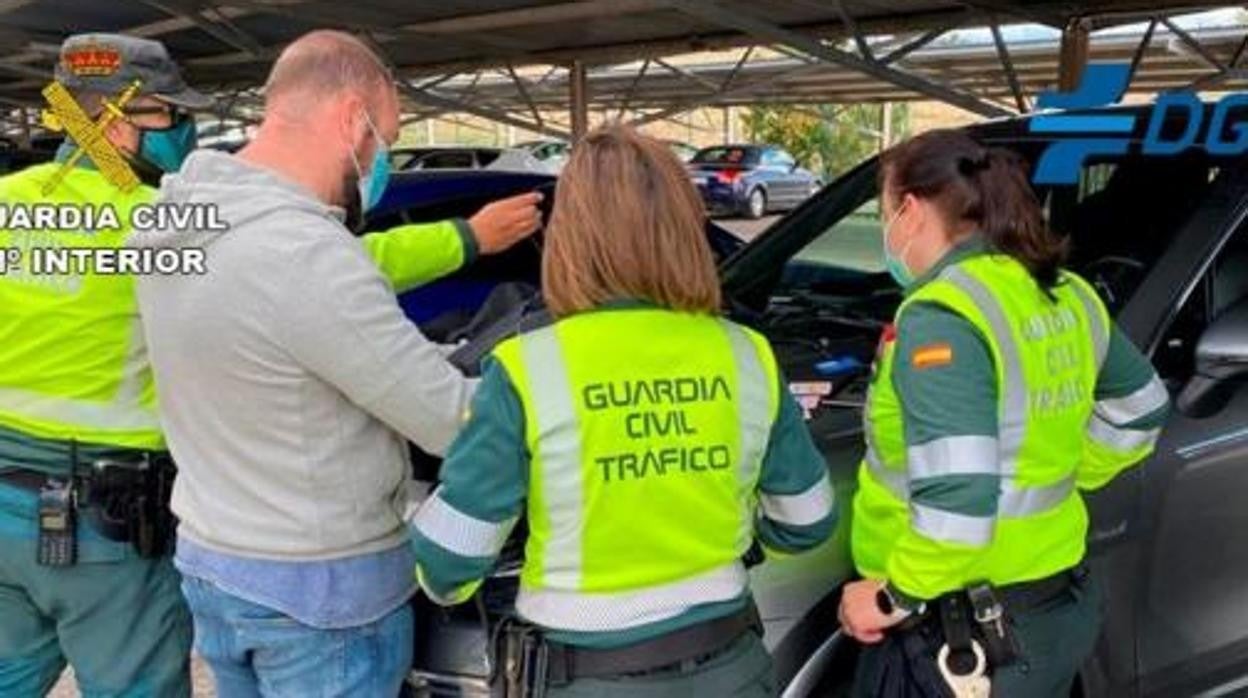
263,30,393,113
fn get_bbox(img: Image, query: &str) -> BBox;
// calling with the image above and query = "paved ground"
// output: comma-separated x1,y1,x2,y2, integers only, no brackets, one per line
49,215,781,698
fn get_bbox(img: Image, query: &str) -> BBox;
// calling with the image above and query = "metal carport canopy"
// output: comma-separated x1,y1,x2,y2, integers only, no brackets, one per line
0,0,1238,138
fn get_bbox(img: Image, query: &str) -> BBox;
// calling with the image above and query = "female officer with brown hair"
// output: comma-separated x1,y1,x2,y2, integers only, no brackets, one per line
838,129,1168,696
411,125,836,696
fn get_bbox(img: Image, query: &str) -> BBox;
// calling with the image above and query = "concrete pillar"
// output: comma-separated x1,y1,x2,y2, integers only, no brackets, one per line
570,60,589,142
1059,18,1091,92
425,119,435,146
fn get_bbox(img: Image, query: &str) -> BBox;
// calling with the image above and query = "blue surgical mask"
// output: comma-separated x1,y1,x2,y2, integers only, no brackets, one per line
349,111,391,213
139,114,197,173
882,202,915,287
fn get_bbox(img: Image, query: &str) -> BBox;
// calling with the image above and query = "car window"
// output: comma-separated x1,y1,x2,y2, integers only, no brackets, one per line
775,150,797,169
390,151,419,170
693,147,757,165
1152,214,1248,382
1047,153,1217,314
788,199,885,276
417,151,476,169
769,151,1217,297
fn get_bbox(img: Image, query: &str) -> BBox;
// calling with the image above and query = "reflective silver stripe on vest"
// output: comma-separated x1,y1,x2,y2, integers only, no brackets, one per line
911,502,994,546
940,268,1026,476
761,472,834,527
520,328,584,589
872,454,1074,518
516,561,748,632
998,477,1073,517
720,321,771,486
1066,276,1109,371
1088,414,1161,452
1095,376,1168,426
864,446,908,498
413,489,517,558
0,386,159,431
721,320,775,548
0,318,159,433
907,435,999,479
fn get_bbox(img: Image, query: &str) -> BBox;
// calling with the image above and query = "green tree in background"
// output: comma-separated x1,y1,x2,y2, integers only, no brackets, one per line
742,103,909,180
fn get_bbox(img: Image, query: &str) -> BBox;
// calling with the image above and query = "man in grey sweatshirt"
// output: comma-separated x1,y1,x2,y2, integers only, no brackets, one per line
132,30,541,696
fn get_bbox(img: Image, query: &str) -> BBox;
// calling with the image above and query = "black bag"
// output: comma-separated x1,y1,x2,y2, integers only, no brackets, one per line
861,620,954,698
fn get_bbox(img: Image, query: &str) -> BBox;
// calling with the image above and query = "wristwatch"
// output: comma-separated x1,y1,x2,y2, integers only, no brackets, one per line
876,583,926,618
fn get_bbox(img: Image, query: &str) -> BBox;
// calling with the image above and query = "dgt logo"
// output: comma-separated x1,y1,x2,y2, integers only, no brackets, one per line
1031,63,1248,184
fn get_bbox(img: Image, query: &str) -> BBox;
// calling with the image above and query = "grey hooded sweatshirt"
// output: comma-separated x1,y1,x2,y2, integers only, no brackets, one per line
133,150,474,561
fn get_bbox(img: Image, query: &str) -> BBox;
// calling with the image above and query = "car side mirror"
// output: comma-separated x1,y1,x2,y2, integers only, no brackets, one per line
1178,300,1248,417
788,162,799,173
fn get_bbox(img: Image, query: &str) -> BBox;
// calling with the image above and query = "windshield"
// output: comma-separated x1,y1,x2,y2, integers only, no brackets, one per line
792,199,884,274
692,147,758,166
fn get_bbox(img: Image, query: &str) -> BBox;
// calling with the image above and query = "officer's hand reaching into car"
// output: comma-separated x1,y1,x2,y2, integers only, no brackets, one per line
468,191,544,254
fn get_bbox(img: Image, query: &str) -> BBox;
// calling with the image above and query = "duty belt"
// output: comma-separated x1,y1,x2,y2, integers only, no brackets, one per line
529,600,763,687
0,452,177,561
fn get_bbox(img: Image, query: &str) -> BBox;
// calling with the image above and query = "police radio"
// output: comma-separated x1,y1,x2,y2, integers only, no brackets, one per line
37,479,78,566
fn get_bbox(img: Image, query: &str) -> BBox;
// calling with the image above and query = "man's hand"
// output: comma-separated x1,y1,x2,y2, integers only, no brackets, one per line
468,192,544,254
838,579,905,644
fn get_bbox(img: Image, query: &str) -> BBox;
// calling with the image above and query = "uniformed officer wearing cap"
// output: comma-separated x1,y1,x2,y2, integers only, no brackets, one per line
0,34,205,697
0,33,535,696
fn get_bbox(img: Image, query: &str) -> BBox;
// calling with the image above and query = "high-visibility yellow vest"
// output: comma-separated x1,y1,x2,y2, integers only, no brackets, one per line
0,163,162,450
853,254,1113,593
492,307,780,631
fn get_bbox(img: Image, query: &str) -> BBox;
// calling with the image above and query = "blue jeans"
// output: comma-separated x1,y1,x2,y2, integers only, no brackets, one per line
180,576,413,698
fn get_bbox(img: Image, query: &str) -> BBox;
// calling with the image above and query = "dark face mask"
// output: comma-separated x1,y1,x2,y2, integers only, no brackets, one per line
138,112,197,174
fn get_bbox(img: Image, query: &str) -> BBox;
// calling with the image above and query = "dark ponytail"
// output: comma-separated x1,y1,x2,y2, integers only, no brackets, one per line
880,129,1068,290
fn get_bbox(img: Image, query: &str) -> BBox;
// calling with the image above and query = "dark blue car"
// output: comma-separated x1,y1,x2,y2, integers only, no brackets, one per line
365,169,743,329
688,144,822,220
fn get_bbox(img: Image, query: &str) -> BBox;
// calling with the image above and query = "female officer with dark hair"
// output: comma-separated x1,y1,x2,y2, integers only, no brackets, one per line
837,129,1168,696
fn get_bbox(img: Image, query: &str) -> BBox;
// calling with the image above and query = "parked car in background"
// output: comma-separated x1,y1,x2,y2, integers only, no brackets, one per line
688,144,822,219
390,146,555,175
665,139,699,162
513,139,570,171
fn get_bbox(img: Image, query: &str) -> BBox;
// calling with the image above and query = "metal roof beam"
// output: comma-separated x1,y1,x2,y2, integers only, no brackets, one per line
1125,18,1158,91
398,0,666,35
357,31,571,140
505,62,545,129
832,0,873,60
627,61,828,127
397,80,570,140
663,0,1012,118
954,1,1065,28
990,20,1028,112
617,58,651,120
653,58,722,92
879,23,961,66
131,0,265,57
1160,15,1227,71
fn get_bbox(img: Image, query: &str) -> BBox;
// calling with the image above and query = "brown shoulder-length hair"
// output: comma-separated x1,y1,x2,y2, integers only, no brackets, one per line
542,125,721,317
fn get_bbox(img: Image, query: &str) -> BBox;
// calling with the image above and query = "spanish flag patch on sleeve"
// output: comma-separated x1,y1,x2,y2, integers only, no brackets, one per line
911,342,954,369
